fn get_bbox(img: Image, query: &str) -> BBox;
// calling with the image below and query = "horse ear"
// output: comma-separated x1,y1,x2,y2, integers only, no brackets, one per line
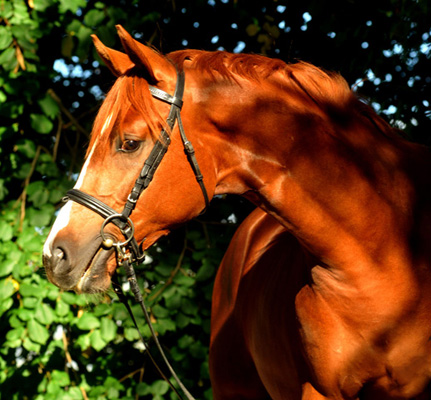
115,24,175,84
91,34,132,77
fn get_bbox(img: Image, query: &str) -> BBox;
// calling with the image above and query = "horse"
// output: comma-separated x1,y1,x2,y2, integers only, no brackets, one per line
42,25,431,399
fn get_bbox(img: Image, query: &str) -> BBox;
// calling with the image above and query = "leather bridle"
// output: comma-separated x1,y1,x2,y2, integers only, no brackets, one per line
64,68,208,400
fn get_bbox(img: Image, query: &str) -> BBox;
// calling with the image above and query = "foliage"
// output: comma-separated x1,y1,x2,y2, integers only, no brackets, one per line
0,0,429,399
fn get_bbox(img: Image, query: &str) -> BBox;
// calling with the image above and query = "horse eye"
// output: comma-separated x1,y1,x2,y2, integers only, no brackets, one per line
120,139,140,152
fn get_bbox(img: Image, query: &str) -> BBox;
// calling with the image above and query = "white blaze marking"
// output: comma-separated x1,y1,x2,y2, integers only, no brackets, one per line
74,138,98,190
100,112,113,138
43,112,113,258
43,201,73,258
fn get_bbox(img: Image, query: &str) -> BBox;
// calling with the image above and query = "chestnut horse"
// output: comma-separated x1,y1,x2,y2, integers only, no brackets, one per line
43,26,431,399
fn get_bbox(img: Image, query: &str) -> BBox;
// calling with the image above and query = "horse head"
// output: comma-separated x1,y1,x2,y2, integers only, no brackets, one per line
43,26,217,293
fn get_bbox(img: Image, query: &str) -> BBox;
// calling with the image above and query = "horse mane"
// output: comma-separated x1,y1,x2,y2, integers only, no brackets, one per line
168,50,397,138
169,50,352,106
88,49,397,157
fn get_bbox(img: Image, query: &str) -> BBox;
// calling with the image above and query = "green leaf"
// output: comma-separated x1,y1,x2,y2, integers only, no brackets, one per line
104,376,124,399
14,139,36,159
90,329,107,351
100,317,117,342
55,299,70,317
84,9,105,27
155,318,175,334
181,298,199,316
177,334,194,349
0,26,13,50
16,226,43,252
196,260,215,282
0,179,8,201
75,24,92,60
0,48,16,71
190,341,206,359
17,307,34,321
0,278,16,300
30,113,54,134
59,0,86,13
35,302,56,325
152,304,169,318
175,312,190,329
61,291,87,306
27,205,54,227
150,380,169,396
51,370,71,387
23,296,39,308
5,327,25,342
28,319,50,344
76,313,100,330
75,332,91,350
165,291,182,310
0,1,13,18
48,187,65,204
136,382,149,396
124,327,139,341
23,337,41,353
0,220,13,241
32,0,53,12
173,274,195,287
0,259,16,277
154,264,172,277
93,303,111,316
38,94,59,119
20,282,44,298
9,313,23,328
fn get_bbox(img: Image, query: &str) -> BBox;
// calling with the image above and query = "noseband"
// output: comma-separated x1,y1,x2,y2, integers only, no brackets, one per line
64,69,207,400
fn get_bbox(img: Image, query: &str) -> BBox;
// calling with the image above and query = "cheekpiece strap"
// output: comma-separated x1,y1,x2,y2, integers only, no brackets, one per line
121,70,185,219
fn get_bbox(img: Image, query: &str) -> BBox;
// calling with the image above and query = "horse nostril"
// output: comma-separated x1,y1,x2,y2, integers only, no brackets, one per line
53,247,66,261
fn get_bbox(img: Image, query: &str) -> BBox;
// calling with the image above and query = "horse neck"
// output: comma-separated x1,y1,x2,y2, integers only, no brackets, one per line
198,81,431,279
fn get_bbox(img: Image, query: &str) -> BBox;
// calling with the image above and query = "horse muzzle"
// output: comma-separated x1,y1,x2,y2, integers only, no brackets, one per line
43,232,116,294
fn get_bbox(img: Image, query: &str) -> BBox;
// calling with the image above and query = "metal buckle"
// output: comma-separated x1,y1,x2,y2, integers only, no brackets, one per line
100,213,135,249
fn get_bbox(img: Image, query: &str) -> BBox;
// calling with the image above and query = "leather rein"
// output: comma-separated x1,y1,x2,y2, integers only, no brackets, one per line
64,69,209,400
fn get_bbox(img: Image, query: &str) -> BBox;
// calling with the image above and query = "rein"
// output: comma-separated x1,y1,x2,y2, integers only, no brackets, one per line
64,69,209,400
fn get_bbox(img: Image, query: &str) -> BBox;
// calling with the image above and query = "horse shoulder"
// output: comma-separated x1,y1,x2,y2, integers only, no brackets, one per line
210,209,311,399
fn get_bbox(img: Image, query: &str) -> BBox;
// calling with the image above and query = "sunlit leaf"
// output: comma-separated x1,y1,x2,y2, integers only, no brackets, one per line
14,139,36,159
38,95,60,119
100,317,117,342
35,302,56,325
0,26,13,50
51,370,71,387
55,299,70,317
30,113,54,134
0,220,13,241
59,0,86,14
28,319,50,344
90,329,107,351
6,327,25,341
77,313,100,330
0,278,16,301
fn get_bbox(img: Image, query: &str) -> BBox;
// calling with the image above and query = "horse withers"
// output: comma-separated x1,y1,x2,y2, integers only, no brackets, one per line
43,26,431,399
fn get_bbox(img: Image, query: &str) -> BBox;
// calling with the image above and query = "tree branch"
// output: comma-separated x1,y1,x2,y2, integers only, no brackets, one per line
47,89,90,138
